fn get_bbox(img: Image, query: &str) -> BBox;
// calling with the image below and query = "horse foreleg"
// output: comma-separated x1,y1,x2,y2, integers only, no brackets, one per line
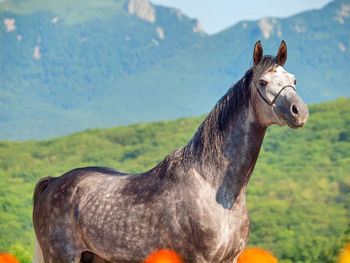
40,244,82,263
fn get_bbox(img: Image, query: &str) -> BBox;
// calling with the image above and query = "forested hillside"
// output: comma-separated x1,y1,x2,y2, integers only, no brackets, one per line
0,98,349,262
1,0,350,140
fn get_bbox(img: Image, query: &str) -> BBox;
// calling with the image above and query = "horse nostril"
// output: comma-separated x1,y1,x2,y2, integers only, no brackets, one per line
292,104,299,115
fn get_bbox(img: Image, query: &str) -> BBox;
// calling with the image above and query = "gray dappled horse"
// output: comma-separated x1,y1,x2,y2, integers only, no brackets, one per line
33,41,309,263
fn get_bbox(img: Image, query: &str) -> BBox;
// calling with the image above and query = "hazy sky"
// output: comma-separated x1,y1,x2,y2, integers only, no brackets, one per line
149,0,333,34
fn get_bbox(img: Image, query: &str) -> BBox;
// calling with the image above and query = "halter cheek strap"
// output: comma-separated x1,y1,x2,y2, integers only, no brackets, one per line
257,85,296,106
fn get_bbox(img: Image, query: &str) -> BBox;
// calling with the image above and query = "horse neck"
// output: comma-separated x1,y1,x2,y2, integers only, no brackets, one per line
185,76,267,209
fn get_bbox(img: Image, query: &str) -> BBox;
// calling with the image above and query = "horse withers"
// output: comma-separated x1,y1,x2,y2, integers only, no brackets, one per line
33,41,308,263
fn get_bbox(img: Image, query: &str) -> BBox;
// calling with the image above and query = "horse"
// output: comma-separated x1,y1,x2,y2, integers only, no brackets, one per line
32,40,309,263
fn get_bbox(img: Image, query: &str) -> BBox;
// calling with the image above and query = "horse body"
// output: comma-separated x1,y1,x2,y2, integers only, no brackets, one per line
33,41,309,263
33,131,258,262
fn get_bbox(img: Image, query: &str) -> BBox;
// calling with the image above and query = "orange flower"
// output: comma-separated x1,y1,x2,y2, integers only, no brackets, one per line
237,247,278,263
143,249,184,263
0,253,20,263
338,242,350,263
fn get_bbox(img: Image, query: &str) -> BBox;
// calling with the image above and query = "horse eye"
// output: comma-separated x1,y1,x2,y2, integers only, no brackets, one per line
259,80,268,87
294,79,297,85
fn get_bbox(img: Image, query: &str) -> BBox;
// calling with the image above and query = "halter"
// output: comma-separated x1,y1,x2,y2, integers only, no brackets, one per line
256,84,296,106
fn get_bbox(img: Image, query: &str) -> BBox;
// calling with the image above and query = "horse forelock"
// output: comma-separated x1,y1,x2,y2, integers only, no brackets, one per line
252,55,279,82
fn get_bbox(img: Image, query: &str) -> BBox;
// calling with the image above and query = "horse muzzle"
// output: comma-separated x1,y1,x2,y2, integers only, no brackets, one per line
274,89,309,129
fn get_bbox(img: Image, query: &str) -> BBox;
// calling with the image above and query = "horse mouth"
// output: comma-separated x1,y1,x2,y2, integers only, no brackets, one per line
272,106,288,126
287,122,304,129
273,105,307,129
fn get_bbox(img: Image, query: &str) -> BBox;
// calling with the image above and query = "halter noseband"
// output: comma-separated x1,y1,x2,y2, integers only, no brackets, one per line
256,84,296,106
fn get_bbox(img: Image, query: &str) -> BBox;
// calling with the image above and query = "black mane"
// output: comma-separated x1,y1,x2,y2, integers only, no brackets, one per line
185,55,278,162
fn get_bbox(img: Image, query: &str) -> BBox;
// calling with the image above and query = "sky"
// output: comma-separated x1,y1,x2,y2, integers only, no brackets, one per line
149,0,333,34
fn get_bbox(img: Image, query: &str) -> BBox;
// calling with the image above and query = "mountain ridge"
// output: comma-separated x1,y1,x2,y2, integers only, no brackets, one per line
0,0,349,140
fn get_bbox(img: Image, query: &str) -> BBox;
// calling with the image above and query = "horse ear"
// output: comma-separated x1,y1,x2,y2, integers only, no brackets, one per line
253,40,263,66
277,40,287,66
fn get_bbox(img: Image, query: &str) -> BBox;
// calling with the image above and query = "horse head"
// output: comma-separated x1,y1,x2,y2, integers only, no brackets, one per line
251,40,309,128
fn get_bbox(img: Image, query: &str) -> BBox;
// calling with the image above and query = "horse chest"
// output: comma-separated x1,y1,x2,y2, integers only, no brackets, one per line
180,184,250,262
200,206,250,262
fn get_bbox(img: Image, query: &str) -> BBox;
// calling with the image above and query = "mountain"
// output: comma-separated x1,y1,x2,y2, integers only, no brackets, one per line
0,0,349,140
0,98,349,262
0,0,206,140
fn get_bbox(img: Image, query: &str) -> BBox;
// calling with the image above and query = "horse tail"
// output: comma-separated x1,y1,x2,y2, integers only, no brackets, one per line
33,176,55,206
33,176,56,263
32,235,44,263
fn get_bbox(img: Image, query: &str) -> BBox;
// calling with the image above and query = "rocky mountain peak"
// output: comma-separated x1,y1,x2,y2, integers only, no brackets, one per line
127,0,156,23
